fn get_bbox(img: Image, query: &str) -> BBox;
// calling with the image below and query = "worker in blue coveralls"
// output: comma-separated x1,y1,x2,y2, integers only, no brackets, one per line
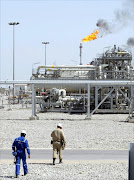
12,130,30,178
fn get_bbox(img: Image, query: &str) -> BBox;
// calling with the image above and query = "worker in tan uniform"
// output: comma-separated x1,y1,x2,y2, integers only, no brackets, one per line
51,123,66,165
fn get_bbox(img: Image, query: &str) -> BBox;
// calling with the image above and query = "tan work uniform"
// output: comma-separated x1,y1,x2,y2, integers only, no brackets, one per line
51,128,66,160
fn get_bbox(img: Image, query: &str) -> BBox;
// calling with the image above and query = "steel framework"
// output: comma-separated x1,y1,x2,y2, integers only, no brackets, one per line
0,80,134,119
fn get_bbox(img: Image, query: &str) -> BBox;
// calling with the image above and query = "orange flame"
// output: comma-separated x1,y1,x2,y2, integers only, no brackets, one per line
82,30,99,42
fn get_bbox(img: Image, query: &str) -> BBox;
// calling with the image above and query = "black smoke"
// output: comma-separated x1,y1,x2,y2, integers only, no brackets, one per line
96,19,111,35
96,0,134,36
127,38,134,46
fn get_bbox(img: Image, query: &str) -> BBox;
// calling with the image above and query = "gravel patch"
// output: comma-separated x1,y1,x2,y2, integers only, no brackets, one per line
0,107,134,149
0,96,131,180
0,161,128,180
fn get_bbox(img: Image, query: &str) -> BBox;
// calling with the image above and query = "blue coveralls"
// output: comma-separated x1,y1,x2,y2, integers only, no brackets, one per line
12,136,30,175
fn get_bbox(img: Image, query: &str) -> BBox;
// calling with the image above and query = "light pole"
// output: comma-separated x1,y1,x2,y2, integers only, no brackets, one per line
42,42,49,69
8,22,19,102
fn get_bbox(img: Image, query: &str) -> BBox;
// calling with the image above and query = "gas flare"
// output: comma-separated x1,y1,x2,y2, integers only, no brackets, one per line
82,30,99,42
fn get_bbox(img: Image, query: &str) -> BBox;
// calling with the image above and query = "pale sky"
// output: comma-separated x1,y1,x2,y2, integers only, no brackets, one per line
0,0,134,80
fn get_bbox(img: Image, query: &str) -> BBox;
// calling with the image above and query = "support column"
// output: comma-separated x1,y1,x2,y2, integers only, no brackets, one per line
131,85,134,101
7,86,12,111
79,87,81,94
95,86,98,108
115,87,118,108
129,143,134,180
110,96,113,109
128,85,134,123
85,84,91,120
131,86,134,120
29,84,39,120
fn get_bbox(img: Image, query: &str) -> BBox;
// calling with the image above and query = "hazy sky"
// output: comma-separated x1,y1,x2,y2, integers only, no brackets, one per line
0,0,134,80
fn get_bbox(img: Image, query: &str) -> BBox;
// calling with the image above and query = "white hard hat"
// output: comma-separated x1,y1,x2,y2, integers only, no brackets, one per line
57,123,62,128
21,130,26,135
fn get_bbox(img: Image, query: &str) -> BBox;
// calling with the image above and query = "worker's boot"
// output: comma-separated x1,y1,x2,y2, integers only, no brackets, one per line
14,157,17,164
59,159,62,164
53,158,56,165
16,175,19,178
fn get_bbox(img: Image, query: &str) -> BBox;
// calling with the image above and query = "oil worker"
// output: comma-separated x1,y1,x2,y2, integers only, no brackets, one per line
51,123,66,165
12,130,30,178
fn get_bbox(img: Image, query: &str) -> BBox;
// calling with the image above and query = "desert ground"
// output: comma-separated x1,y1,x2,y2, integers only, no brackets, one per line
0,95,133,179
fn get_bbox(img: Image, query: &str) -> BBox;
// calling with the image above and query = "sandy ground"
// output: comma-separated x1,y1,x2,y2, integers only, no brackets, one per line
0,160,128,180
0,106,134,150
0,96,133,179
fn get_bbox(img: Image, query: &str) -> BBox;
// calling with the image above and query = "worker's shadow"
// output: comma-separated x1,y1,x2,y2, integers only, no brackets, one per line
119,120,130,123
45,163,53,165
29,163,53,165
0,176,14,179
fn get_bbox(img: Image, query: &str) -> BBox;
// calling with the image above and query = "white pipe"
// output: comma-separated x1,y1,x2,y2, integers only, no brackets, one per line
37,65,95,75
105,52,130,55
1,80,134,86
59,97,76,101
46,68,95,71
40,65,95,68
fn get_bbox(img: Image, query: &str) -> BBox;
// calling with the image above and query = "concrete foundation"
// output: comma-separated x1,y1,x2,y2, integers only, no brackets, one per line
128,117,134,123
0,105,4,109
29,115,39,120
7,108,12,111
85,116,92,120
